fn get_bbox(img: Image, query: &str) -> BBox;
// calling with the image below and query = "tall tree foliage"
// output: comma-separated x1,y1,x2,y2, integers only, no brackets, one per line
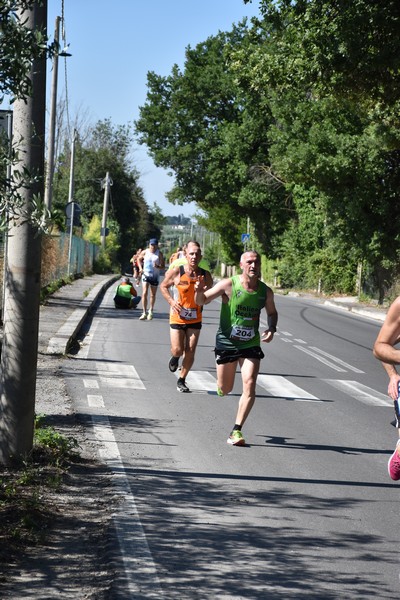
242,0,400,295
136,1,400,296
0,0,54,231
135,25,290,263
0,0,49,101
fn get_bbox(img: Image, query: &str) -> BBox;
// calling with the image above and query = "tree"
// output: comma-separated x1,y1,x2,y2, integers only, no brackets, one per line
0,1,48,102
0,1,48,463
239,0,400,295
137,1,400,295
0,0,53,231
135,25,290,263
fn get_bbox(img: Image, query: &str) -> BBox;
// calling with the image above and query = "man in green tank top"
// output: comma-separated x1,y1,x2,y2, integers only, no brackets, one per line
195,250,278,446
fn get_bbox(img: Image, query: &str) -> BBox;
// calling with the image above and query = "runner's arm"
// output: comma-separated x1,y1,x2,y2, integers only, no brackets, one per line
137,250,145,274
373,297,400,399
160,268,176,302
157,251,166,270
261,287,278,343
373,298,400,365
195,277,230,306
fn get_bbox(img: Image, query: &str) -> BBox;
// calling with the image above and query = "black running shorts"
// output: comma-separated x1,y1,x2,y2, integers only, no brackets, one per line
214,346,265,364
170,322,202,331
142,275,159,287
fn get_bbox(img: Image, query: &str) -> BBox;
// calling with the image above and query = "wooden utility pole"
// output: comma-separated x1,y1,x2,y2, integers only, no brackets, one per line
0,1,47,464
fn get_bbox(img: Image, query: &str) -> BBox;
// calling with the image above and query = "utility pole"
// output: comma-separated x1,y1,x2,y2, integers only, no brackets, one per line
44,15,60,210
101,172,112,249
67,129,77,276
0,1,47,464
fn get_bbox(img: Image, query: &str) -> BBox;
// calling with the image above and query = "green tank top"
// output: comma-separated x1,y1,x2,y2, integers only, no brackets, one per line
116,283,132,299
216,275,268,350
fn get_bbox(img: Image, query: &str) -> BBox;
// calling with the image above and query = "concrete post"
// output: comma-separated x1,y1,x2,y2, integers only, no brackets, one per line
0,1,47,464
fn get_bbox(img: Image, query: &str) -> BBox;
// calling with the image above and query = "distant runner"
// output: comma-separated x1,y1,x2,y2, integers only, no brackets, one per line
138,238,165,321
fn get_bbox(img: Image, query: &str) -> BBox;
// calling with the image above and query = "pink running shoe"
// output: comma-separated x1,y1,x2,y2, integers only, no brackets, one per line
388,440,400,481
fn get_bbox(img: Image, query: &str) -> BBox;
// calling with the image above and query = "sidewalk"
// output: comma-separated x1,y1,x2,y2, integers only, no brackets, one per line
285,291,388,323
38,273,119,355
323,297,388,322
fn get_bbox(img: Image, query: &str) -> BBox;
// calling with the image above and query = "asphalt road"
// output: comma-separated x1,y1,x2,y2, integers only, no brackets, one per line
61,285,399,599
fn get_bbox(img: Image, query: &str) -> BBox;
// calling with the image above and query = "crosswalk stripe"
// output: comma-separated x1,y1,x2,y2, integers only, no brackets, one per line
88,394,105,408
257,374,322,402
95,361,146,389
179,370,217,393
84,379,99,389
84,359,390,411
324,379,392,407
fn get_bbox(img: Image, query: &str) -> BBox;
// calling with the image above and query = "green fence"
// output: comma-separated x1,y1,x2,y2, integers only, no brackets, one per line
0,232,99,316
41,232,99,287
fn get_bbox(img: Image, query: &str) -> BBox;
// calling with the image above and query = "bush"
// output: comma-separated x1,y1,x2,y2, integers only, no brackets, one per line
93,249,113,274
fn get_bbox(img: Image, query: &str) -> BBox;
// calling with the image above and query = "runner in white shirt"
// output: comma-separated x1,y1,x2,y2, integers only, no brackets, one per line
138,238,165,320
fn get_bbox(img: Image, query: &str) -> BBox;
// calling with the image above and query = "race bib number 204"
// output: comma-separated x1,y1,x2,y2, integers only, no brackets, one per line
230,325,255,341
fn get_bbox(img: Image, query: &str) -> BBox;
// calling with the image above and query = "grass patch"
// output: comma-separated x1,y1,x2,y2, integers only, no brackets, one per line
40,276,74,303
40,273,87,304
0,416,80,559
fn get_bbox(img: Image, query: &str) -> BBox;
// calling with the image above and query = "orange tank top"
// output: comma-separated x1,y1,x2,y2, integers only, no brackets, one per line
170,266,205,325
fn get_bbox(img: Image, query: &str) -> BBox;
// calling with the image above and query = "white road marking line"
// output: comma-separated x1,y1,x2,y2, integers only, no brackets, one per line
79,343,89,360
100,377,142,389
87,394,105,408
324,379,392,407
82,318,161,596
294,345,346,372
257,374,322,402
95,361,146,389
309,346,364,373
181,370,218,393
83,379,99,389
91,414,163,598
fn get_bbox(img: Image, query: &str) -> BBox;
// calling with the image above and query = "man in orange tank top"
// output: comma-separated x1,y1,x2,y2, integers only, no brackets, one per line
160,240,213,393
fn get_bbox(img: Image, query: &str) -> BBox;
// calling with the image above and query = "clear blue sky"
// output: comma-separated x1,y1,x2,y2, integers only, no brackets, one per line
47,0,261,218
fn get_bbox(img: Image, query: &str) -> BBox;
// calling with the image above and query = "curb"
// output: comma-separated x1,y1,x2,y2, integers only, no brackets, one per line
351,307,387,322
324,300,387,322
46,275,119,355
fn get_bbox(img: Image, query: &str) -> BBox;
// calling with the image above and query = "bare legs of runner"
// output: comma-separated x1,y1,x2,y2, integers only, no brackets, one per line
217,357,260,427
170,327,201,380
